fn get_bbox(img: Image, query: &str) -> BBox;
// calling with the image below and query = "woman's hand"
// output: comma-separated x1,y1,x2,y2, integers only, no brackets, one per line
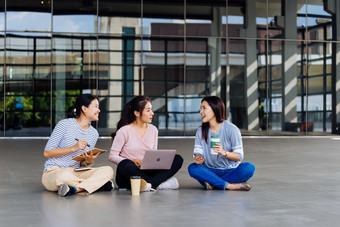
212,143,225,155
44,140,89,158
132,159,143,168
193,155,205,164
80,150,100,165
73,139,89,151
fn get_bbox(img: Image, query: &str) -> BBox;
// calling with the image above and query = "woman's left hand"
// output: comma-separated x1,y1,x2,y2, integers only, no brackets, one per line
81,150,100,165
213,143,225,155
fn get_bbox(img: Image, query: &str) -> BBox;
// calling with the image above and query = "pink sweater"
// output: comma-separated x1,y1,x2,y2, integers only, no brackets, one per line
109,124,158,164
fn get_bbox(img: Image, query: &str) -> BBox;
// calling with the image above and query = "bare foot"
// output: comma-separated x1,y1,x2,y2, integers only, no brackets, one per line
226,182,251,191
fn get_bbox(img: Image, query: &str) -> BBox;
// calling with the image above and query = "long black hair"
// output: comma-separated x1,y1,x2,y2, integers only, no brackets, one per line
201,96,225,143
111,96,151,139
66,94,98,118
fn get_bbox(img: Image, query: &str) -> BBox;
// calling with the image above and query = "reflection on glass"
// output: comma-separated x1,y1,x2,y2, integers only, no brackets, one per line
227,38,246,129
98,112,120,136
296,0,307,28
143,18,184,38
7,12,51,32
225,15,244,38
158,97,185,132
186,36,225,102
304,1,332,41
4,33,51,136
185,100,202,131
97,33,142,132
143,0,184,38
186,0,223,38
98,17,140,35
186,19,212,37
53,15,95,33
98,0,141,34
304,39,332,132
142,30,185,135
53,35,94,126
259,1,282,39
0,12,4,32
0,32,3,135
263,97,282,131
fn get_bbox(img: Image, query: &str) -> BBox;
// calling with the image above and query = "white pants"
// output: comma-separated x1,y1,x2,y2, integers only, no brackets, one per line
42,165,114,194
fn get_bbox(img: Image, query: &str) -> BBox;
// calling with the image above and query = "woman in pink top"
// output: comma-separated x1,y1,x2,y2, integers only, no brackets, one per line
109,96,183,191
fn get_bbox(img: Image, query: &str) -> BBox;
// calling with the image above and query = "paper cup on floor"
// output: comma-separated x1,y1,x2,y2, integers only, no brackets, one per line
210,135,220,155
130,176,141,196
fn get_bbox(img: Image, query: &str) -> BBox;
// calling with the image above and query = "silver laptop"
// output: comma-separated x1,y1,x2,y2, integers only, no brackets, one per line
140,149,176,170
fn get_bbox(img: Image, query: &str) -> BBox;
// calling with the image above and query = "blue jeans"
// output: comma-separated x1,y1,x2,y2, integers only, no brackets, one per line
188,162,255,190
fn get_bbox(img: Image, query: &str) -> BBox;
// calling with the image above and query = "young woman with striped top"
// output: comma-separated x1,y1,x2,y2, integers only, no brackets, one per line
42,94,114,196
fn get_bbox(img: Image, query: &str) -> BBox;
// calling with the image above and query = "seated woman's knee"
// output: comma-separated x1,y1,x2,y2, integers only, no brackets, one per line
188,163,200,176
174,154,184,166
99,166,114,178
241,162,255,179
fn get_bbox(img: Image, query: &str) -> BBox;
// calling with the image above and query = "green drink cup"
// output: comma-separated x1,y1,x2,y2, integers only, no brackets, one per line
210,135,220,155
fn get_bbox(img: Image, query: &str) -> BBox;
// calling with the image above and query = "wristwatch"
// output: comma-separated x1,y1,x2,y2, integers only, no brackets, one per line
224,151,229,158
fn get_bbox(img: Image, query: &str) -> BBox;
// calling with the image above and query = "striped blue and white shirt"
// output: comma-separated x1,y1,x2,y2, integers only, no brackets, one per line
193,120,243,170
43,118,99,172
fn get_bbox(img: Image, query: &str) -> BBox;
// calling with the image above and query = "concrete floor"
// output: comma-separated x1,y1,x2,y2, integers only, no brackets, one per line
1,137,340,227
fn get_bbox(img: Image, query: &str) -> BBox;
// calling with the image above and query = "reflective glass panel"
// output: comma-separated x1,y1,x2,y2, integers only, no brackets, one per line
228,39,246,129
186,36,225,134
6,0,51,32
0,4,4,32
143,0,184,38
98,0,141,35
297,0,307,28
53,0,97,34
304,40,332,133
265,0,282,39
279,41,301,134
53,15,96,33
186,0,225,38
225,5,244,39
305,0,331,41
97,34,142,135
6,11,51,32
145,35,184,135
52,35,97,126
142,26,184,135
5,33,51,136
262,40,283,133
0,31,3,135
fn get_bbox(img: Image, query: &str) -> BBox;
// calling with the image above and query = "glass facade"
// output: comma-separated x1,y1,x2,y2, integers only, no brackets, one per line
0,0,338,137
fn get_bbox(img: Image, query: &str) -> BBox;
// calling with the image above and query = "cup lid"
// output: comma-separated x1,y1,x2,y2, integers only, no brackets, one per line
130,176,141,179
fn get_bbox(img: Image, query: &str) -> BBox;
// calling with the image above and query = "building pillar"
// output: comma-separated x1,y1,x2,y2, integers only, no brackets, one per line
240,0,259,130
324,0,340,133
281,0,298,129
209,7,222,97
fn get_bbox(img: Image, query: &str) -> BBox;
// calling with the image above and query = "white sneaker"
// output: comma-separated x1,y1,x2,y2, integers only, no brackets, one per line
140,179,156,192
157,177,179,190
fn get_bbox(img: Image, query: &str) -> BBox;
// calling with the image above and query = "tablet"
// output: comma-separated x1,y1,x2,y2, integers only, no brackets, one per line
72,148,106,161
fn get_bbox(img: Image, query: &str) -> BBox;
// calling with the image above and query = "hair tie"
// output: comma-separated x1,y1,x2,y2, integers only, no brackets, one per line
73,108,77,115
